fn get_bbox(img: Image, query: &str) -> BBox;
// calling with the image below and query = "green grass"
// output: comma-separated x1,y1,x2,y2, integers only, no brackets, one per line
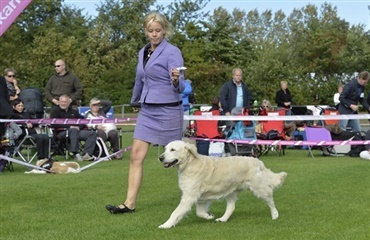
1,138,369,240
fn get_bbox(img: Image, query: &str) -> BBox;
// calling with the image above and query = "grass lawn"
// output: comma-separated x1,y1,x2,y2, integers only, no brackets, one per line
1,134,369,240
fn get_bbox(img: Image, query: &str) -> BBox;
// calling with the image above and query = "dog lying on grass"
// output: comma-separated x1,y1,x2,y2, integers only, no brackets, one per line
158,140,287,229
25,158,80,174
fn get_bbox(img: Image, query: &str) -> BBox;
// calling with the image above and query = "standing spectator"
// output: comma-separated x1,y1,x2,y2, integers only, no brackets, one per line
11,99,49,161
45,59,83,111
333,84,343,109
181,79,193,131
4,68,21,102
85,98,121,159
0,76,13,137
275,80,293,115
338,71,370,132
220,68,252,117
50,95,97,161
105,11,185,214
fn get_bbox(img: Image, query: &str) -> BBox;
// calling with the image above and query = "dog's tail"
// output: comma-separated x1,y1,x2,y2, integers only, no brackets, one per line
274,172,287,189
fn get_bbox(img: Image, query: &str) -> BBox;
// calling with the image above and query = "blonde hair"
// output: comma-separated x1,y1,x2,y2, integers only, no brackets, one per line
143,11,172,38
262,99,272,109
4,68,16,76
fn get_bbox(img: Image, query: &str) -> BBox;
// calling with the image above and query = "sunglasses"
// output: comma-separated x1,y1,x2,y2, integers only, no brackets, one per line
55,65,61,68
7,75,15,78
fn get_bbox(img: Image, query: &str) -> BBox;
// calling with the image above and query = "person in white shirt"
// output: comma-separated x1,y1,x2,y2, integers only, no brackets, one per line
333,84,343,108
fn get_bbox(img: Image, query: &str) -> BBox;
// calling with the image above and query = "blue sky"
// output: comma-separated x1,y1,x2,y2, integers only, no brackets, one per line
64,0,370,30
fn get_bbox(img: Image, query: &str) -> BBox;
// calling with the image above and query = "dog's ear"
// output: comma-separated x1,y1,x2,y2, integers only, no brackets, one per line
185,142,198,158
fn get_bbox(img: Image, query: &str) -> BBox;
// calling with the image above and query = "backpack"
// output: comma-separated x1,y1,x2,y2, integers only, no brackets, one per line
347,132,365,157
266,129,280,140
93,137,111,160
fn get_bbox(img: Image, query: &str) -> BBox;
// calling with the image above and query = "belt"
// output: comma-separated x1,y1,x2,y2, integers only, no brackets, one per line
145,101,183,107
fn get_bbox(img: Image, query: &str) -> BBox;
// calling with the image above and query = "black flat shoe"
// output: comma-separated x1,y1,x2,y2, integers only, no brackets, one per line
106,203,135,214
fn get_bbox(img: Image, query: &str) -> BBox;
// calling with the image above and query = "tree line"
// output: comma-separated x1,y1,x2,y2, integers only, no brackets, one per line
1,0,369,112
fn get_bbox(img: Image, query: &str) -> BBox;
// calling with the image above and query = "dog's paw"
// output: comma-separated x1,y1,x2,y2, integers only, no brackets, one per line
271,210,279,220
215,217,228,222
158,223,174,229
197,212,214,220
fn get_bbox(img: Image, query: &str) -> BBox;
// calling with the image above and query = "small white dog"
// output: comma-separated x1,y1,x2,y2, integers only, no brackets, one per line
158,140,287,229
25,159,80,174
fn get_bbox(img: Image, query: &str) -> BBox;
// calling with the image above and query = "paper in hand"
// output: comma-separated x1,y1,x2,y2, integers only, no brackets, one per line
176,66,187,71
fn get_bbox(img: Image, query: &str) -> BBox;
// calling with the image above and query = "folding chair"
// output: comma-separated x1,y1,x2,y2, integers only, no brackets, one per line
323,107,339,125
194,110,223,155
0,145,14,172
305,126,336,158
95,127,123,157
1,128,18,172
14,133,38,163
258,109,286,156
225,108,259,157
50,127,71,159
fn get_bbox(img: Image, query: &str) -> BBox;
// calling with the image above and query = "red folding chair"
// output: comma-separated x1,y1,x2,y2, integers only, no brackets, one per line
194,110,221,139
193,110,223,156
324,108,339,125
258,109,286,156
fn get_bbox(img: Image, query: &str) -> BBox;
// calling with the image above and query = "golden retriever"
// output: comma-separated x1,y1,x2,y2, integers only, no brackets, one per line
158,140,287,229
25,159,80,174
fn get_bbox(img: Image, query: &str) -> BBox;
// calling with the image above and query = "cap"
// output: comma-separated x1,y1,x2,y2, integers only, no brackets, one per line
89,98,100,106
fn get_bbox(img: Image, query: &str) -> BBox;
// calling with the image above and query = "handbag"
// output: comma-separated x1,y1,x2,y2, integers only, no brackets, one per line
208,141,225,157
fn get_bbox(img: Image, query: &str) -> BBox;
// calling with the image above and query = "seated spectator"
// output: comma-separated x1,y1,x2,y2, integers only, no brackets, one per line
333,84,343,109
258,99,272,116
85,98,121,159
11,99,49,160
0,121,22,172
4,68,21,102
359,130,370,160
210,96,226,133
50,95,97,161
209,96,223,113
255,99,272,133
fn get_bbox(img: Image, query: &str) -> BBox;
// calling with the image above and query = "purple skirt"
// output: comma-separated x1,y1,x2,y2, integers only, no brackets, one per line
134,104,184,146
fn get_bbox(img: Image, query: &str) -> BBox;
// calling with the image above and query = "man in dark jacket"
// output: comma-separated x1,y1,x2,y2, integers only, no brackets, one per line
338,71,370,132
45,59,83,111
220,68,251,116
50,94,97,161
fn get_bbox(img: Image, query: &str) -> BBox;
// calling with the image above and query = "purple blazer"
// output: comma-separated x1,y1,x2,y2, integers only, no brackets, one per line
131,39,185,105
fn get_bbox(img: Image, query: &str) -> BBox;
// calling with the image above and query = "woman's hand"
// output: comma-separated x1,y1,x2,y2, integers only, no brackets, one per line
171,69,180,87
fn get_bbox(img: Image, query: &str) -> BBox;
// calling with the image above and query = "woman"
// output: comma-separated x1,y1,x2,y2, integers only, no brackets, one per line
4,68,21,102
11,99,50,160
333,84,343,109
85,98,121,159
275,80,292,115
0,76,13,137
106,11,185,214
